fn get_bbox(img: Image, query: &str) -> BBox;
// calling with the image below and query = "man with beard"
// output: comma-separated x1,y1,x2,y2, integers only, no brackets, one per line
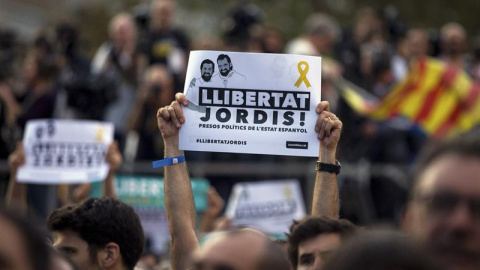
186,59,215,111
213,54,246,88
199,59,214,82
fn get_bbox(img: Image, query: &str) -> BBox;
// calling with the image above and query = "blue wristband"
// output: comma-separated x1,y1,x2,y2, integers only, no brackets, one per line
152,155,186,168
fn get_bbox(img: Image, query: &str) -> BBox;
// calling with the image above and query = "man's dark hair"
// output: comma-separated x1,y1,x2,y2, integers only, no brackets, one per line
0,207,51,270
217,54,232,64
47,197,145,270
287,216,356,268
410,131,480,195
200,59,215,73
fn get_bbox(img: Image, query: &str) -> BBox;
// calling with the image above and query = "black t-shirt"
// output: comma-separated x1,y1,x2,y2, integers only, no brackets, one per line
140,28,189,66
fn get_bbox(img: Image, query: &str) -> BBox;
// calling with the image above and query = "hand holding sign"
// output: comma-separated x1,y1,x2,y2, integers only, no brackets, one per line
156,93,187,144
315,101,342,162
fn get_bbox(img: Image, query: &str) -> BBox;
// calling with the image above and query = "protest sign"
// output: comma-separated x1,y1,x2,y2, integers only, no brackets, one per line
89,175,210,253
181,51,322,157
17,119,114,184
225,179,306,234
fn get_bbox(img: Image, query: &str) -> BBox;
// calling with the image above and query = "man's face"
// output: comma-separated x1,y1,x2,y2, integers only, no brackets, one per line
297,233,341,270
404,154,480,270
0,217,34,270
217,58,232,77
201,63,214,82
191,232,266,270
53,230,101,270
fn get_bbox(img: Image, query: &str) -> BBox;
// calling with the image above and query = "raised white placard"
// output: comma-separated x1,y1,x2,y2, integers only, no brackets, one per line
17,119,114,184
225,179,306,234
180,51,321,157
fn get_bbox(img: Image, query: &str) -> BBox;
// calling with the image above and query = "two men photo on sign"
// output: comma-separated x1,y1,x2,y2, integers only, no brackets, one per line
186,54,246,112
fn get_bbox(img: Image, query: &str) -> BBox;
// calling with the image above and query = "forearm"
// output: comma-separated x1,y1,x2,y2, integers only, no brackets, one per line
312,148,339,218
5,173,27,214
199,213,217,235
164,139,198,269
164,141,196,232
103,171,117,198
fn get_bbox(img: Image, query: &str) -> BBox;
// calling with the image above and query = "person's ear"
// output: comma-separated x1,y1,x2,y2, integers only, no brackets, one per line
100,242,121,268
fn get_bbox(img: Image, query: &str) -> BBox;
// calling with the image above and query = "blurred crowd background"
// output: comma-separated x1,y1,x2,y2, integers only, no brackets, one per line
0,0,479,232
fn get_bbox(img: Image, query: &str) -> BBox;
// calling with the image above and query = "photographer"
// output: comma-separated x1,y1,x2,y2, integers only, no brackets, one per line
128,65,173,160
55,22,117,121
92,13,147,149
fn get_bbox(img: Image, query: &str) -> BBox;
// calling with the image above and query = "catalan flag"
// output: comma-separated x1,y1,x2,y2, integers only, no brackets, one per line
339,58,480,137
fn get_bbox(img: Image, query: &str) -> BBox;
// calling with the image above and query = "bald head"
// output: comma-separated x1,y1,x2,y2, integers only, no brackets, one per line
109,13,136,43
193,229,289,270
150,0,175,30
440,22,467,56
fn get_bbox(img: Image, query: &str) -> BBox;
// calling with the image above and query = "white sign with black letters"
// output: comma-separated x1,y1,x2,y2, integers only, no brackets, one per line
17,120,114,184
181,51,322,156
225,179,306,234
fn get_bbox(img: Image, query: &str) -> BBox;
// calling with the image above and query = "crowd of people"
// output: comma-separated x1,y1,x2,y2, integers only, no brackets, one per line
0,0,480,269
5,93,478,270
0,1,478,162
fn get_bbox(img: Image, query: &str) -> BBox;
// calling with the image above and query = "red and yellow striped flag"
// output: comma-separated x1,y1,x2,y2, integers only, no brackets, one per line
340,58,480,137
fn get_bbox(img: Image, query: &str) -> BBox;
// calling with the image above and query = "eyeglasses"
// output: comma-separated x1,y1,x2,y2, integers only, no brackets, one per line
414,191,480,220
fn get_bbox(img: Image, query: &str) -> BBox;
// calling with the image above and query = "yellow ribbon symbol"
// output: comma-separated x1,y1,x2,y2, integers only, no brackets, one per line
96,126,104,142
284,185,293,199
294,61,312,88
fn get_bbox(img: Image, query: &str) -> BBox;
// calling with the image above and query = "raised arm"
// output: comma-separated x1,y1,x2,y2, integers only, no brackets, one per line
312,101,343,218
199,187,225,235
5,143,27,214
157,93,198,270
103,141,122,198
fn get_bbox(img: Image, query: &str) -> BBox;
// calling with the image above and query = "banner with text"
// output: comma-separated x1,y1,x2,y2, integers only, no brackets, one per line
17,120,114,184
181,51,322,156
225,179,306,234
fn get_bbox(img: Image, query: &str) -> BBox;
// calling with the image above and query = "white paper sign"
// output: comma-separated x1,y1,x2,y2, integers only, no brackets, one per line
225,180,306,234
17,120,114,184
180,51,321,157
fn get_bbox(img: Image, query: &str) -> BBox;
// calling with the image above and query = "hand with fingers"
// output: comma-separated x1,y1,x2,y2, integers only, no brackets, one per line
205,187,224,218
315,101,343,163
156,93,188,145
